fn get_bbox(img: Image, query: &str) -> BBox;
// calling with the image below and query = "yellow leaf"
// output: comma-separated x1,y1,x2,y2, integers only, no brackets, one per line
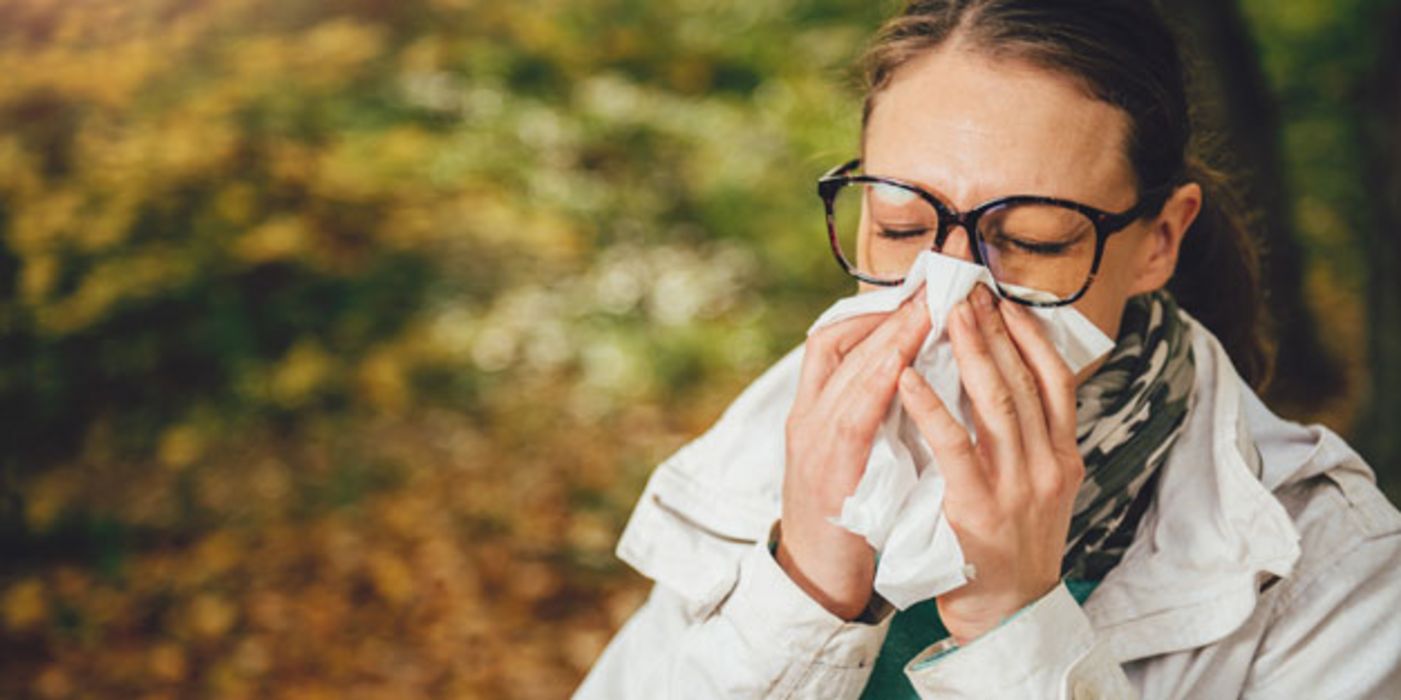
148,643,187,682
270,340,335,407
234,216,312,265
357,348,409,414
24,475,74,531
3,578,47,632
365,550,415,606
158,425,205,470
19,255,59,302
188,593,237,640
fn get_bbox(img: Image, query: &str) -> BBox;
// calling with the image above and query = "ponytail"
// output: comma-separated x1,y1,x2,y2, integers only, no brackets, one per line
1168,155,1275,390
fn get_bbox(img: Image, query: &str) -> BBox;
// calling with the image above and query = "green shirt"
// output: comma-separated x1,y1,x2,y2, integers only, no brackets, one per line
859,580,1102,699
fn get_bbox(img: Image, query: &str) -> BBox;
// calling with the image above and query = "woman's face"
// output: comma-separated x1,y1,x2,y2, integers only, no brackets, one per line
862,46,1198,374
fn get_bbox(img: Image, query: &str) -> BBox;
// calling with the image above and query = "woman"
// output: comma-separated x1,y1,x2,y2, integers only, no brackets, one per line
576,1,1401,697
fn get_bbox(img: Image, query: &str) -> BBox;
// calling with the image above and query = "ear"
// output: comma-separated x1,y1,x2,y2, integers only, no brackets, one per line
1129,182,1201,295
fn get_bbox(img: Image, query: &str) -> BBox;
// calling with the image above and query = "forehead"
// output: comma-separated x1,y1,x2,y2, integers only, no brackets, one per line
863,46,1136,211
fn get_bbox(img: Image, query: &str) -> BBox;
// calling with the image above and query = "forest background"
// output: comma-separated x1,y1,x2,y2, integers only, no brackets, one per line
2,0,1399,697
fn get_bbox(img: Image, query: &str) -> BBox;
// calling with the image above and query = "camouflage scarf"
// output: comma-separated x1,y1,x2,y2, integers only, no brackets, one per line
1061,290,1195,581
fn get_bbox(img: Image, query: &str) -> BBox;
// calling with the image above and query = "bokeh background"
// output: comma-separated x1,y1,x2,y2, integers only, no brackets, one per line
2,0,1399,697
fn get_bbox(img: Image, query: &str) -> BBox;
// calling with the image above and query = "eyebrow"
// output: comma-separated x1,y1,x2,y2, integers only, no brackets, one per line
859,160,1135,213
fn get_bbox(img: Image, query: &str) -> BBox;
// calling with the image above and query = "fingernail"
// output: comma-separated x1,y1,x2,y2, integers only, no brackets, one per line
956,300,974,326
973,284,994,310
899,367,917,390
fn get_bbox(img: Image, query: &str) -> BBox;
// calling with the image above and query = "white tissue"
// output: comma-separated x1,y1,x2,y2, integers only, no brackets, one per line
806,250,1114,610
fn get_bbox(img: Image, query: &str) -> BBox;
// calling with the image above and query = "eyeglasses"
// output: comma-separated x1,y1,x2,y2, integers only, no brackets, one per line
817,159,1168,307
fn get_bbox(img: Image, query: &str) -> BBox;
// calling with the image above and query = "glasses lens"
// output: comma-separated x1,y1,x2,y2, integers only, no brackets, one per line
831,181,938,284
976,202,1097,303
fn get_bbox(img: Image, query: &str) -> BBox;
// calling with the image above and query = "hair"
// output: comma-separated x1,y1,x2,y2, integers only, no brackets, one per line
858,0,1274,388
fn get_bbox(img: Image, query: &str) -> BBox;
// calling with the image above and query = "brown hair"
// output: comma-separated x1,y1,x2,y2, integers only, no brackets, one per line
859,0,1274,387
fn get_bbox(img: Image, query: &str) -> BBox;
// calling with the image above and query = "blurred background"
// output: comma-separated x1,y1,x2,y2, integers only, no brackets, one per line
1,0,1398,697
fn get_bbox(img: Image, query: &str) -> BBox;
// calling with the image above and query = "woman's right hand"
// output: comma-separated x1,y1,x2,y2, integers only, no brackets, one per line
776,294,931,620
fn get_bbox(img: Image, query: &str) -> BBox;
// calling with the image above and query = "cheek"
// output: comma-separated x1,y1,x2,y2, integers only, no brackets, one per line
1070,229,1150,340
856,208,871,269
1071,257,1136,343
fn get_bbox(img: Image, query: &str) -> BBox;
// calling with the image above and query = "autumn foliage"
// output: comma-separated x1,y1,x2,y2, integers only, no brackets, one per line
0,0,886,696
0,0,1385,697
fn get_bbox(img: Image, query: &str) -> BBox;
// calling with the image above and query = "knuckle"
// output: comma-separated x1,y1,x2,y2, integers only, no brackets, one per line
871,349,901,379
1064,458,1086,486
1003,485,1033,512
1036,468,1065,496
990,388,1018,418
954,505,995,530
906,388,935,422
1008,365,1040,398
983,311,1009,340
805,329,839,358
834,413,870,444
1054,441,1081,463
785,413,804,438
931,424,970,455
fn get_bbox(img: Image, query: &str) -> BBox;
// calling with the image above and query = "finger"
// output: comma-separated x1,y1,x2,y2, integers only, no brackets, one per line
815,344,909,452
948,296,1025,478
999,299,1079,457
821,291,929,405
897,367,991,502
967,286,1054,461
794,311,888,413
811,294,929,452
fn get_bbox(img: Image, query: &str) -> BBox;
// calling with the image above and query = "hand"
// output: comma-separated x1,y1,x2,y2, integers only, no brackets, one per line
897,283,1084,644
777,293,930,620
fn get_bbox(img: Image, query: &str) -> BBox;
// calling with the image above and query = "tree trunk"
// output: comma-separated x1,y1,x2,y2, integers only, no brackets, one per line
1358,3,1401,496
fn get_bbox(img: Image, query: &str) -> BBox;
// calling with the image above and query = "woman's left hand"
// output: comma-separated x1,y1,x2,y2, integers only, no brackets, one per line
896,283,1085,645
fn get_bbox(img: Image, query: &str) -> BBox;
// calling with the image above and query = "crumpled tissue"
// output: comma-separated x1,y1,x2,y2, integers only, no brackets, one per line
806,250,1114,610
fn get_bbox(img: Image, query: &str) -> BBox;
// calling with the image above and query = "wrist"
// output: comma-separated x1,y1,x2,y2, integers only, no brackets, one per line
942,580,1060,644
774,520,874,621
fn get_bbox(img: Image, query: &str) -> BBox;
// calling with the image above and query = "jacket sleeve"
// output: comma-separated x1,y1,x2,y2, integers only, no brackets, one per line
573,347,895,698
574,528,890,700
903,582,1137,700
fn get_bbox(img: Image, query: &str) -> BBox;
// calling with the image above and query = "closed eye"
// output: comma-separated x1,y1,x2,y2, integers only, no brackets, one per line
877,226,929,240
988,231,1082,256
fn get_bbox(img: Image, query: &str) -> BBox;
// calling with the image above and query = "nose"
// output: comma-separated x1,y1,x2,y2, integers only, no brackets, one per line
936,224,977,263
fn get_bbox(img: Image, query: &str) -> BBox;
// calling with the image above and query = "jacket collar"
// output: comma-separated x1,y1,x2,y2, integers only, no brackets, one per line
1081,316,1304,663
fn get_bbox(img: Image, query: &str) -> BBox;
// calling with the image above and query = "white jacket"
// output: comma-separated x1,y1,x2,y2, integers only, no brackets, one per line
575,317,1401,699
